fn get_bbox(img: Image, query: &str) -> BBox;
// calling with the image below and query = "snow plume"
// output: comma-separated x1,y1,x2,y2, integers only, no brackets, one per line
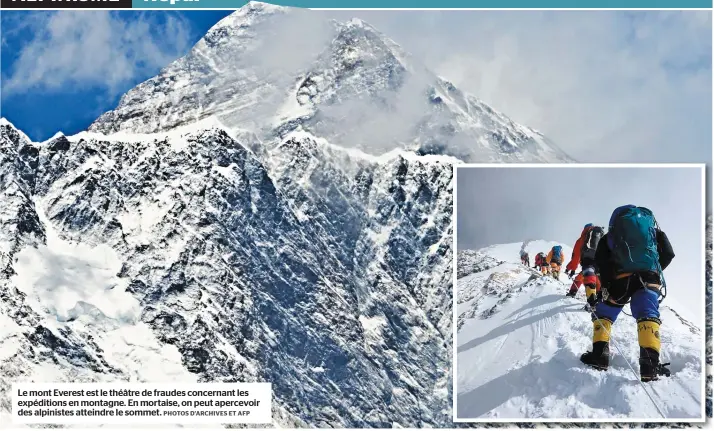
85,6,570,164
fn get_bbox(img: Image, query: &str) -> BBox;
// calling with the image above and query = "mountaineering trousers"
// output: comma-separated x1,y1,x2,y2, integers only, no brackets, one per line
567,266,601,296
582,266,599,303
588,274,663,381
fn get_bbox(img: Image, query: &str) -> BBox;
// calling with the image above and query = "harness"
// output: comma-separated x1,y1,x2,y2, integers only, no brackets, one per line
603,271,667,308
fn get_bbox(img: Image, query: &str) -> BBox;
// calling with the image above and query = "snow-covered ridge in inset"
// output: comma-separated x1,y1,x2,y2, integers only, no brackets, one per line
456,242,703,420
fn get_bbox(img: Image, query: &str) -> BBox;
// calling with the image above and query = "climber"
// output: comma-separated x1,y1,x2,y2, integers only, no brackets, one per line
565,223,605,306
546,245,565,279
533,252,549,275
580,205,675,382
567,272,602,299
520,250,530,266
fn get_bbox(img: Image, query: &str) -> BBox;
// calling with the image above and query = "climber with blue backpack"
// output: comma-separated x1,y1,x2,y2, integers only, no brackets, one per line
546,245,565,279
580,205,675,382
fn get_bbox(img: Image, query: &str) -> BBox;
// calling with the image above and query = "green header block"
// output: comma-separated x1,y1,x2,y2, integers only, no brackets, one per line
132,0,712,8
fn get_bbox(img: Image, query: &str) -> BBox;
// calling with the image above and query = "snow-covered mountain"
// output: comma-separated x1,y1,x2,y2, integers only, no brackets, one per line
88,2,571,163
0,1,709,428
0,116,459,427
456,241,704,421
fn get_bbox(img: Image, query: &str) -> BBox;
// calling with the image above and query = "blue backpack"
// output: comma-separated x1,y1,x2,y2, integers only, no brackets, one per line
551,245,563,263
607,205,660,274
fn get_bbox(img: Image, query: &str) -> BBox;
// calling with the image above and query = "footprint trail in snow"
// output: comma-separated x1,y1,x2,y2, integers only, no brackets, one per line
456,241,703,420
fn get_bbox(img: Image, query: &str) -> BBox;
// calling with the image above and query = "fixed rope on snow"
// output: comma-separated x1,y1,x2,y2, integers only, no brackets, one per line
585,303,667,420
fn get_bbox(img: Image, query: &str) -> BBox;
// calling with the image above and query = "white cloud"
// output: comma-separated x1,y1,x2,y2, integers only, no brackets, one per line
2,11,194,96
2,9,710,167
326,10,712,164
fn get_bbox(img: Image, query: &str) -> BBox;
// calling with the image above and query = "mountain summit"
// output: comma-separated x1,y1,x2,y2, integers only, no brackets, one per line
88,2,572,163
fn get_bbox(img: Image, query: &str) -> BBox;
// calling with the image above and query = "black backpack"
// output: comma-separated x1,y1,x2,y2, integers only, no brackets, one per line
581,226,604,261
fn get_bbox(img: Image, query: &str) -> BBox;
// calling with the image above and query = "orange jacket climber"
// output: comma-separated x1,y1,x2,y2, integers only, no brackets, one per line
566,223,604,274
566,226,591,272
565,224,605,300
545,245,565,278
546,245,564,265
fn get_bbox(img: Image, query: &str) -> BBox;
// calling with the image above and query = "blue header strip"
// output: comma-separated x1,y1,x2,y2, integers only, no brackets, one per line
132,0,712,8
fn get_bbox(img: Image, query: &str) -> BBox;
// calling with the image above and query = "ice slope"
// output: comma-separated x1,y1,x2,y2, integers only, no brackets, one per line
456,242,703,421
0,118,454,427
0,122,201,428
11,198,196,383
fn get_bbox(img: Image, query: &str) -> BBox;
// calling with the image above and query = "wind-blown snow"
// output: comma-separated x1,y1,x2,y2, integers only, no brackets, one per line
86,3,572,163
456,242,703,420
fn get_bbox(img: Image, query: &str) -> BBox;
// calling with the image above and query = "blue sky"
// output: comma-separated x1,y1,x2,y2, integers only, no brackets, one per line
1,8,711,170
1,10,231,140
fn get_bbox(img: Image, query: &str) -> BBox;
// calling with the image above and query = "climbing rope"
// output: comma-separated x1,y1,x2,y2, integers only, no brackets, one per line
585,303,667,420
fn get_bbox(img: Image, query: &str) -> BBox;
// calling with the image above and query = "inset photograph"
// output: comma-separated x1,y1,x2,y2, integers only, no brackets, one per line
454,164,705,422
